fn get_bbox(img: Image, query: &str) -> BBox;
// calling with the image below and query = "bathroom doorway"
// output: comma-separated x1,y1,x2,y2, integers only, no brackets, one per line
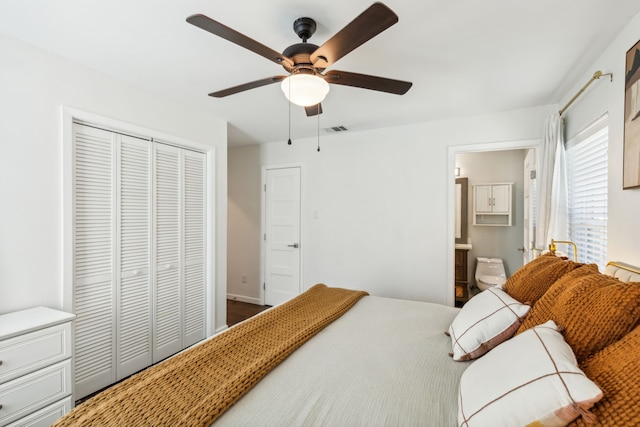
449,140,539,300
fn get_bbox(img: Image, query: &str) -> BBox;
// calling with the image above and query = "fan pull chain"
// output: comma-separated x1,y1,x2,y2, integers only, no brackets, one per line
287,78,292,145
317,104,321,152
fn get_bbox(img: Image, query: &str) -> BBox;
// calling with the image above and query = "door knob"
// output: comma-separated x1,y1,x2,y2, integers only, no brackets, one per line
287,243,299,248
517,247,526,252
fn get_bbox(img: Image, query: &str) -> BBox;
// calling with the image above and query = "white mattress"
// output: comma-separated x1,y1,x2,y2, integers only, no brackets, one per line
216,295,470,426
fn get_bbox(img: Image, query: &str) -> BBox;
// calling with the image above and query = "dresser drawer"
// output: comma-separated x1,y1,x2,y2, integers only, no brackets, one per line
6,396,72,427
0,323,72,384
0,360,72,426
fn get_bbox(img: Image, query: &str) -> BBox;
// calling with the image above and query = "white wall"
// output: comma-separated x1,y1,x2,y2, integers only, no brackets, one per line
228,105,554,306
456,149,527,281
227,145,262,303
558,10,640,266
0,34,228,331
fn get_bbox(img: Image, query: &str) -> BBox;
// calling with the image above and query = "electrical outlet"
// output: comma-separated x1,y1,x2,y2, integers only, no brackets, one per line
242,273,247,283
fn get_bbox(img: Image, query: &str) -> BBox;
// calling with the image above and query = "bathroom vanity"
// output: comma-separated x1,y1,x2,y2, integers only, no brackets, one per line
454,244,472,306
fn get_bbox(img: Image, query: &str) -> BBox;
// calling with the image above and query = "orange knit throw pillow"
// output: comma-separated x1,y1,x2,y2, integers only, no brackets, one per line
503,253,584,304
568,325,640,427
517,266,640,363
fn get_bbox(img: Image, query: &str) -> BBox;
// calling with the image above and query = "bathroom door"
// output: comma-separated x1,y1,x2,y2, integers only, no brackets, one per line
523,149,536,263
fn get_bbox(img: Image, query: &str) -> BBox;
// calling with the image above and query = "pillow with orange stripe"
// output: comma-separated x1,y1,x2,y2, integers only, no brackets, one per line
458,320,603,427
447,288,530,361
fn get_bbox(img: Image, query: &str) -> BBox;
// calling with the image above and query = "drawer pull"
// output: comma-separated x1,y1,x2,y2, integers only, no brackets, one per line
0,360,2,366
0,404,3,410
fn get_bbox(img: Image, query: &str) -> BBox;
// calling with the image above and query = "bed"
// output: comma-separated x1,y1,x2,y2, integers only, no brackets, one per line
216,295,464,426
53,255,640,427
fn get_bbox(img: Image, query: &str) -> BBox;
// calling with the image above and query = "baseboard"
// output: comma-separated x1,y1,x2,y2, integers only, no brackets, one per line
227,293,262,305
215,325,229,334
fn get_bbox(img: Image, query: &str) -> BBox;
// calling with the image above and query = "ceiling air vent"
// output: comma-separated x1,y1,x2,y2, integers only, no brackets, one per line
324,125,348,133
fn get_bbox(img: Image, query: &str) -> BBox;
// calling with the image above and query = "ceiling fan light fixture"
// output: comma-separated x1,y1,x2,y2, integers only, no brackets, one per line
281,74,330,107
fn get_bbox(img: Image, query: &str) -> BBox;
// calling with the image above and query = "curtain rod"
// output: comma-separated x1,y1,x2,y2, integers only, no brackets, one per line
559,70,613,116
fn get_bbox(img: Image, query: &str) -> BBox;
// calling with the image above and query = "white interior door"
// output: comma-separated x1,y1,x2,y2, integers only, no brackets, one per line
70,120,210,399
72,123,116,398
523,149,537,263
182,150,206,348
153,143,183,362
117,134,152,379
264,167,301,306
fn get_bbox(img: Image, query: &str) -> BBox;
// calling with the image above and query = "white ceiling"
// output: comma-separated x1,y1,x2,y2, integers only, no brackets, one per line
1,0,639,146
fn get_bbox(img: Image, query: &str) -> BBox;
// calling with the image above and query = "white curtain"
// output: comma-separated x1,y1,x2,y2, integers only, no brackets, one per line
536,114,568,251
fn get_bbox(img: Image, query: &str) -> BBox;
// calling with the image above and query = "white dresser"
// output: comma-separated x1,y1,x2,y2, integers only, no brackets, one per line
0,307,75,427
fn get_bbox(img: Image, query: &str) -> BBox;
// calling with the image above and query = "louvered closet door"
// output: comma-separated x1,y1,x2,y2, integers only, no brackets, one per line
73,123,116,399
183,150,206,347
73,123,209,397
117,135,152,378
154,143,183,362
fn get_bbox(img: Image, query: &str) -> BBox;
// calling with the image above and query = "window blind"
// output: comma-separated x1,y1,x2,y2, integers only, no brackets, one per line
565,114,608,270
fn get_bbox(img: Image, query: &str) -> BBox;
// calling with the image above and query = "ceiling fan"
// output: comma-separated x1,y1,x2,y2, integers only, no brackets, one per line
186,2,412,117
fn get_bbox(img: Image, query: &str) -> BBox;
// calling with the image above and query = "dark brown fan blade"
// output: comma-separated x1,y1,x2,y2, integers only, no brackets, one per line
310,3,398,69
305,103,323,117
187,14,293,69
323,70,412,95
209,76,287,98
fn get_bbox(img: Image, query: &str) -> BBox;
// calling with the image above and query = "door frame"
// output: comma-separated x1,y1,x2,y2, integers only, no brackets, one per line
523,148,537,264
260,163,304,306
447,139,539,306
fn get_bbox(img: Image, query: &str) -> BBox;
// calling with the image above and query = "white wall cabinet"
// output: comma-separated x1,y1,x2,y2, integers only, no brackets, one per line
72,123,207,400
473,183,512,226
0,307,75,426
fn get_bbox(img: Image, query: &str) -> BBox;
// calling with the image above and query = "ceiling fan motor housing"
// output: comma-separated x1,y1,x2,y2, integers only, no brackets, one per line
283,18,325,72
293,17,316,42
283,43,320,70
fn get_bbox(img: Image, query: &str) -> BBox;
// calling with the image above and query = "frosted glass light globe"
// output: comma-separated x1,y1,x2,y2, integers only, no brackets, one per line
281,74,330,107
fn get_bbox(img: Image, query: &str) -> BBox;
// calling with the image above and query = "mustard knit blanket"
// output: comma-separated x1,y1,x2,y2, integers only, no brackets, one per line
54,284,368,427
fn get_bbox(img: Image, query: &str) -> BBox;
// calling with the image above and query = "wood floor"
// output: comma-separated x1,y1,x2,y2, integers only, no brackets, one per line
227,299,270,326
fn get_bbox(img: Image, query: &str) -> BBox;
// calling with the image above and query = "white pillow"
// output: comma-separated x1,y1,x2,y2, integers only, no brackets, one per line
458,320,603,427
448,288,530,361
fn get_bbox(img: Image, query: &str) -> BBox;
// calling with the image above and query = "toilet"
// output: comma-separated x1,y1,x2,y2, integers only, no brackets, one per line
475,257,507,292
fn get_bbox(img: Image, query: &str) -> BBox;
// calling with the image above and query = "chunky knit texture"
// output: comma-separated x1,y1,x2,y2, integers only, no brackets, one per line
503,252,584,304
53,284,368,427
569,325,640,427
517,266,640,363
